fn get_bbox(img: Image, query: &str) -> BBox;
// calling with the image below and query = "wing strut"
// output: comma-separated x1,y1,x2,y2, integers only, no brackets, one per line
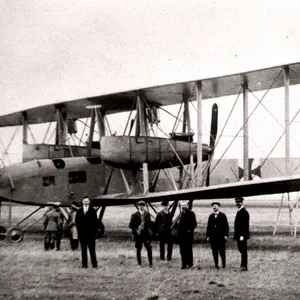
196,81,203,186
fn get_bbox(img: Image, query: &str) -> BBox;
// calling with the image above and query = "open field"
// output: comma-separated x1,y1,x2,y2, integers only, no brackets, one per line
0,201,300,300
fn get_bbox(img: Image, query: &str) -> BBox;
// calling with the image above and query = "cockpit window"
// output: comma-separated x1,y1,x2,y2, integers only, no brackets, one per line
43,176,55,187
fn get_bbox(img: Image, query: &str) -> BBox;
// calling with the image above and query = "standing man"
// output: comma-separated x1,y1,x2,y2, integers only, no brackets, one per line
177,201,197,269
206,202,229,269
67,202,79,250
43,203,63,251
234,197,250,271
75,196,98,269
55,205,64,251
129,201,153,267
154,200,173,261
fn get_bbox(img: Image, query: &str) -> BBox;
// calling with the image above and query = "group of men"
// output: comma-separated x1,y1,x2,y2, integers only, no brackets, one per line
44,196,99,269
129,197,250,271
43,195,250,272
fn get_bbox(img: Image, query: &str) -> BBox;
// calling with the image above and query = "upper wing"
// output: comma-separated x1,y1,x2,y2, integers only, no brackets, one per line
1,62,300,127
92,174,300,206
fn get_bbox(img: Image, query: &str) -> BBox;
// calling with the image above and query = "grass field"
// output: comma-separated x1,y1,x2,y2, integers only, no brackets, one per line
0,202,300,300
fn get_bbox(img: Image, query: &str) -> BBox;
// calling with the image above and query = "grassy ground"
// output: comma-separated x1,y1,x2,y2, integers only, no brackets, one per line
0,203,300,300
1,236,300,300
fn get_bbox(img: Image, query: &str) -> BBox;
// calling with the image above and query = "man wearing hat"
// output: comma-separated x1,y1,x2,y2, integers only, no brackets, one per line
234,197,250,271
206,202,229,269
66,201,79,250
75,196,98,268
43,203,64,251
177,201,197,269
154,200,173,261
129,200,153,267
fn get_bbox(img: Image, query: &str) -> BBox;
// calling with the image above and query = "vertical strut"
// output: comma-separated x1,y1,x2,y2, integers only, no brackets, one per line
87,109,96,157
243,78,249,181
196,81,203,187
22,112,28,144
284,66,290,174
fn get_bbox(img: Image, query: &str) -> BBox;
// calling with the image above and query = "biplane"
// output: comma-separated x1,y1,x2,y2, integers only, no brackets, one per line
1,61,300,242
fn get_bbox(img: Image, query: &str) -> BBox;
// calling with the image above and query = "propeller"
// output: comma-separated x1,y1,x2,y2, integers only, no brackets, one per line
205,103,218,186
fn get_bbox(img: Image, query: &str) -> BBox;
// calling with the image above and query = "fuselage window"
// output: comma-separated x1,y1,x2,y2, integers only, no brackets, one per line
69,171,87,184
43,176,55,187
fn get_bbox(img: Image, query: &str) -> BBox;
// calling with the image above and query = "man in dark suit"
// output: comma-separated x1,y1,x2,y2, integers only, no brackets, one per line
177,201,197,269
206,202,229,269
154,200,173,261
75,196,98,268
234,197,250,271
129,200,153,267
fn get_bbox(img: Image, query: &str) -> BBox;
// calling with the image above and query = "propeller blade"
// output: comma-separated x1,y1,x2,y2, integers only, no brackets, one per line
206,103,218,186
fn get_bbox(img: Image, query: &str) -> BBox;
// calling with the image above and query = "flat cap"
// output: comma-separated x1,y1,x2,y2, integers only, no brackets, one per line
137,200,146,206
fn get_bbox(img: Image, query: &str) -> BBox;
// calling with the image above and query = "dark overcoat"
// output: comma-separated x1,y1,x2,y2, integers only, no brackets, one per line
206,212,229,241
155,210,172,234
129,211,153,239
234,207,250,240
75,207,98,240
177,210,197,241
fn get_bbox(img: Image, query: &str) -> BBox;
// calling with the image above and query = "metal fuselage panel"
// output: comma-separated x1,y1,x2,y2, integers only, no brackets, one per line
0,157,105,206
23,144,100,162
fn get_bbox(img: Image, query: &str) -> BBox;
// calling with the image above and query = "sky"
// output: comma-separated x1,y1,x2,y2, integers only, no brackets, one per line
1,0,300,163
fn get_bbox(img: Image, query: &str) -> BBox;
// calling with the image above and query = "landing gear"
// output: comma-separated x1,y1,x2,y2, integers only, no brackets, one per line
0,226,6,240
0,206,45,243
6,227,23,243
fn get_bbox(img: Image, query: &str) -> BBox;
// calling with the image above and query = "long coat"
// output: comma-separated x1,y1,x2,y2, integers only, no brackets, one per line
234,207,250,240
177,210,197,241
206,212,229,241
129,210,153,239
155,210,172,234
75,207,98,240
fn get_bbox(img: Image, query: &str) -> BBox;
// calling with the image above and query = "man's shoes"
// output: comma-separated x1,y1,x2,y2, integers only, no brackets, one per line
240,266,248,271
167,257,172,261
215,265,219,270
181,265,187,270
149,264,153,268
82,266,87,269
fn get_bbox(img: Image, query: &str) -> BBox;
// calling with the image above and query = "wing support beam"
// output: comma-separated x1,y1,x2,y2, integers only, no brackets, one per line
243,77,249,181
284,66,290,173
196,81,203,187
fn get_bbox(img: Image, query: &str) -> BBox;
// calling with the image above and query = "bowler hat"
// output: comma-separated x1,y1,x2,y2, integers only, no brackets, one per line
161,200,169,206
211,201,221,206
137,200,146,206
235,197,244,202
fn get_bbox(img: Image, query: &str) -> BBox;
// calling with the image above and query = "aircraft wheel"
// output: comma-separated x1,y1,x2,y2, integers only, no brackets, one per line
96,221,105,238
0,226,7,240
6,227,24,243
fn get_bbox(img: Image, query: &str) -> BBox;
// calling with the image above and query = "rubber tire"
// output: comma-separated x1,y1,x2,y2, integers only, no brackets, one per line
6,227,24,243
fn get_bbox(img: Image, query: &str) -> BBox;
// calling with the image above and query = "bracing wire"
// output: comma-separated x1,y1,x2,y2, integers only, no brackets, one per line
210,69,283,175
